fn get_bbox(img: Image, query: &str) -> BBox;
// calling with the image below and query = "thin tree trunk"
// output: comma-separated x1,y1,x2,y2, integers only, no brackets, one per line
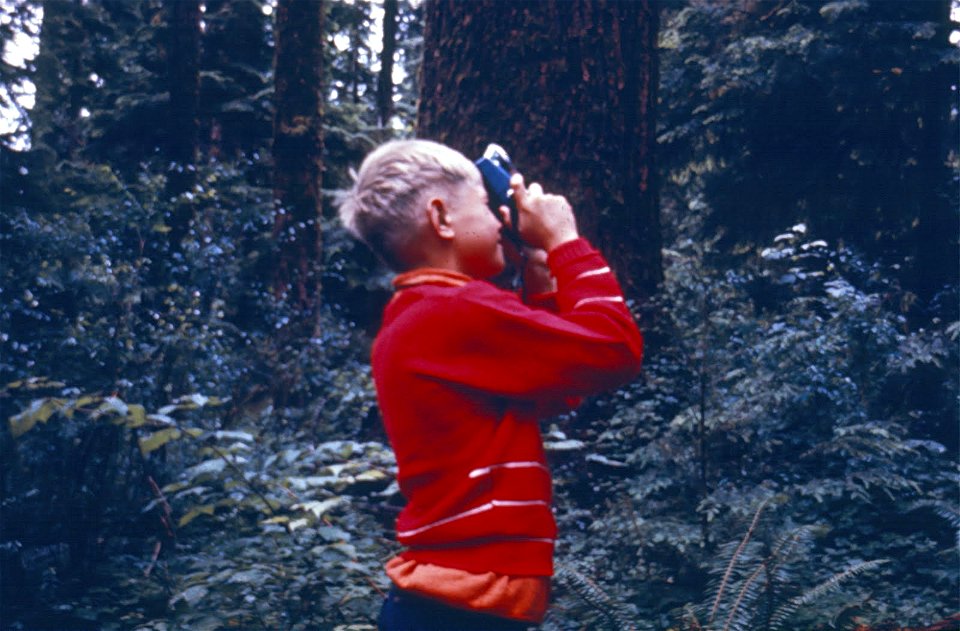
377,0,399,127
165,0,201,248
272,0,325,327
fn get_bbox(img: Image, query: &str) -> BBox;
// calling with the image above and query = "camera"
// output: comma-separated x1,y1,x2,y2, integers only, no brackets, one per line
475,144,523,247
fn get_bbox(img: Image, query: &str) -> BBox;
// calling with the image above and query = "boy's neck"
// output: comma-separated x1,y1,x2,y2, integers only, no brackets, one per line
409,248,470,277
393,267,472,290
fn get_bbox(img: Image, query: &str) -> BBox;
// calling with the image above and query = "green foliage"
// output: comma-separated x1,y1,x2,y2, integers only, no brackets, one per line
545,222,957,628
146,435,396,630
659,0,958,303
2,0,957,629
690,499,889,631
3,376,394,629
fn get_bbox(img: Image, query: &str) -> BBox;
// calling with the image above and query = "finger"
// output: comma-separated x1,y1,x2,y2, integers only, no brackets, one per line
528,182,543,197
498,205,512,228
509,173,527,205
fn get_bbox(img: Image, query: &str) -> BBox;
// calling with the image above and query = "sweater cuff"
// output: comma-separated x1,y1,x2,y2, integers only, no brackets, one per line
546,237,594,269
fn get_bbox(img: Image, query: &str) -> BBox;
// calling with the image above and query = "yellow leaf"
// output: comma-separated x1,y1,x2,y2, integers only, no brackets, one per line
161,481,190,494
8,399,60,439
126,404,147,428
139,428,182,456
178,504,216,527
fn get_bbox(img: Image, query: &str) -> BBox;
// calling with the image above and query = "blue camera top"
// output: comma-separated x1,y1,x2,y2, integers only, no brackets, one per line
475,144,522,246
475,143,516,215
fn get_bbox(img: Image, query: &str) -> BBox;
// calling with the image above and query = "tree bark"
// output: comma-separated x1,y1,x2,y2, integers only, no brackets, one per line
272,0,325,326
165,0,201,248
418,0,662,299
377,0,400,127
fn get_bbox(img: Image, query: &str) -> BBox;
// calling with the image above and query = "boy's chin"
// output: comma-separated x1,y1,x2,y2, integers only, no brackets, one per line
486,252,508,278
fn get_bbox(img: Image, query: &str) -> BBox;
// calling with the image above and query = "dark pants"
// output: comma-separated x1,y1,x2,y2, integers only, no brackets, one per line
378,586,533,631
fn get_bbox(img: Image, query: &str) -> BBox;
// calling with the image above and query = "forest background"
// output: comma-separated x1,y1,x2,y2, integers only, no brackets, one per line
0,0,958,630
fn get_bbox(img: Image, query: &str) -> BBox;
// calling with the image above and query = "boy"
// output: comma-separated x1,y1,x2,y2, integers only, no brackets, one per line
337,139,642,630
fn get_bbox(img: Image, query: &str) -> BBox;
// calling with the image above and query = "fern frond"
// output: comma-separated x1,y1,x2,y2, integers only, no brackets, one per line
556,563,637,631
768,559,889,630
721,562,766,631
762,524,818,595
708,498,769,625
680,604,704,631
768,524,816,564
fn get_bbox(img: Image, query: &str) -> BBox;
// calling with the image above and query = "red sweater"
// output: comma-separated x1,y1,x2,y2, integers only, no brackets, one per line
372,238,643,576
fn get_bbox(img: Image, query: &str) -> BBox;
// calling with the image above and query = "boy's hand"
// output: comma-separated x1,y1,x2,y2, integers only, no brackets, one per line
506,174,579,252
520,246,556,295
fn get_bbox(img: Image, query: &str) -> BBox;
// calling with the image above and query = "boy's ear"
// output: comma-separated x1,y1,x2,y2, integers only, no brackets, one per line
426,197,456,240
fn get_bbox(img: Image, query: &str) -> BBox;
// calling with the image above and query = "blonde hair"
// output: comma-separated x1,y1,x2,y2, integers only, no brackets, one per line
336,139,479,270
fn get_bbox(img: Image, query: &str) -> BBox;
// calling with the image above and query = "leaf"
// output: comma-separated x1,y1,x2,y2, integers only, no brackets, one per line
213,430,254,442
292,497,344,519
317,525,352,542
287,475,340,491
95,396,129,418
63,395,98,419
5,377,67,391
178,504,216,527
126,404,148,428
329,542,357,559
228,568,270,585
169,584,208,608
9,398,60,438
544,439,586,451
139,427,182,456
147,413,177,426
160,481,190,494
183,458,227,480
177,393,210,409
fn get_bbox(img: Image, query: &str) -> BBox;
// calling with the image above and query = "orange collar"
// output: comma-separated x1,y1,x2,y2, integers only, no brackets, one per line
393,268,472,291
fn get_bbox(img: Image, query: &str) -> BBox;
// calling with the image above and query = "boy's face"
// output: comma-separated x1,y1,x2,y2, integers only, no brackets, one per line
448,173,507,279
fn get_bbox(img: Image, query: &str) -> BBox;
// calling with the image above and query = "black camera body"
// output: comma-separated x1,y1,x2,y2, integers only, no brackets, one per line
475,144,523,247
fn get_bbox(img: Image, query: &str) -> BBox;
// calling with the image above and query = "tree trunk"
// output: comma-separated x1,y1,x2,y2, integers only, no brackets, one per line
418,0,662,299
164,0,201,248
272,0,325,326
377,0,399,127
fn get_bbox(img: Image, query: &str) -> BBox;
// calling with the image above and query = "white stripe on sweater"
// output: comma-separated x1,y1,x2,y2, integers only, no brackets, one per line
572,295,625,309
574,266,611,281
468,461,549,479
397,500,550,539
